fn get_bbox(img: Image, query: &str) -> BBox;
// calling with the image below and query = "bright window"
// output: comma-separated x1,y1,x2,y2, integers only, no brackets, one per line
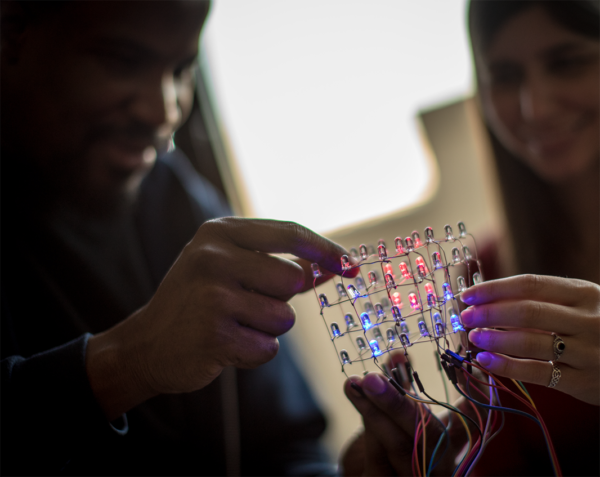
202,0,472,233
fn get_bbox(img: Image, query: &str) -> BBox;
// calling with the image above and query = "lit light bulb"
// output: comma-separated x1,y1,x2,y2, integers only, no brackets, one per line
369,340,382,357
443,283,454,302
432,251,442,269
408,292,421,310
347,284,360,299
383,263,394,278
360,313,372,330
451,312,465,333
399,261,412,279
392,292,402,307
311,263,322,278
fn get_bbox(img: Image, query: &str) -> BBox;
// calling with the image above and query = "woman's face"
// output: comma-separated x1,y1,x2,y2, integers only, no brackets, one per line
478,5,599,184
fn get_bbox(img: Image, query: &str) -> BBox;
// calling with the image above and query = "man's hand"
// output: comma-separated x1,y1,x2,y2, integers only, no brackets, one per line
86,217,356,420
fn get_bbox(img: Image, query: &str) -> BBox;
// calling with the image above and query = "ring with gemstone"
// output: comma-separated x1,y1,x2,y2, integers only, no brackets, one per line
551,333,565,361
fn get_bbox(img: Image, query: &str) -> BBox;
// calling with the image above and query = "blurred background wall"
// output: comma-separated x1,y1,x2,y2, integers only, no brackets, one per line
175,0,509,462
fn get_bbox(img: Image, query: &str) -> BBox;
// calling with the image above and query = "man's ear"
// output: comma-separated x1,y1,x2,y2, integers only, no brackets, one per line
1,0,29,65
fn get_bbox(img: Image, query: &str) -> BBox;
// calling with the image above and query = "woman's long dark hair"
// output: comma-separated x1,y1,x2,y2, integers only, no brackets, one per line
467,0,600,278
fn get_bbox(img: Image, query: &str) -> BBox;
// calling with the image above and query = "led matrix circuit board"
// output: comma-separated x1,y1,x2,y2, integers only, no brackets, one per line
311,222,564,476
311,222,483,376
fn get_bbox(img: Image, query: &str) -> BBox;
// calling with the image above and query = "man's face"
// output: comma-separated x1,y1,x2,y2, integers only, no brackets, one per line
3,1,209,209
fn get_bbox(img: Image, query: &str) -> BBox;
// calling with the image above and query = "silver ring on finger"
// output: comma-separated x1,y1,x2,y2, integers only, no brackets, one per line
547,361,561,388
551,332,565,361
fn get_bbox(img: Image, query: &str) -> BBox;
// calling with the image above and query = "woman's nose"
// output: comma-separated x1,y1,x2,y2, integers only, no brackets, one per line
518,76,558,123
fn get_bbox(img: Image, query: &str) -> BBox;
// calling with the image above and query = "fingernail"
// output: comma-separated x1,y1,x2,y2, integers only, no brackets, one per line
461,308,474,326
461,289,475,304
363,373,387,395
348,376,365,398
468,328,481,345
477,352,492,367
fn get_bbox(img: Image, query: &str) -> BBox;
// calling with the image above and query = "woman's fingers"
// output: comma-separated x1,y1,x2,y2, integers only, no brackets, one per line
468,328,580,365
477,352,579,392
461,274,596,307
461,300,578,335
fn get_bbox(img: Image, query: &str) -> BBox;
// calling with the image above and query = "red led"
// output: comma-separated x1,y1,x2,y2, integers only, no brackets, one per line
383,263,394,277
385,273,396,289
392,292,402,306
415,256,428,272
424,283,434,296
399,262,412,279
408,292,421,310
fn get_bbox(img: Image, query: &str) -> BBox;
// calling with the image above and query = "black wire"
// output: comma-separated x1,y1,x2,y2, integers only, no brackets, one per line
422,391,482,438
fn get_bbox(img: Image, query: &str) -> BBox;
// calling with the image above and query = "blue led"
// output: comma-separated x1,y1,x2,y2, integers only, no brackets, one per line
400,334,411,346
340,350,351,365
360,313,372,330
386,329,396,342
331,322,341,338
369,340,382,357
399,321,409,334
319,293,329,307
347,284,360,299
418,321,430,337
451,312,465,333
443,283,454,302
375,303,386,319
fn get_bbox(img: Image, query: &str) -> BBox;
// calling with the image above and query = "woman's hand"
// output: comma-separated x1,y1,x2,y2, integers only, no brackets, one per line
461,274,600,405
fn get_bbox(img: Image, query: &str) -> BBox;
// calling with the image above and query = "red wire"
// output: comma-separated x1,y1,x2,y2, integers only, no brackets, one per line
459,366,561,476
